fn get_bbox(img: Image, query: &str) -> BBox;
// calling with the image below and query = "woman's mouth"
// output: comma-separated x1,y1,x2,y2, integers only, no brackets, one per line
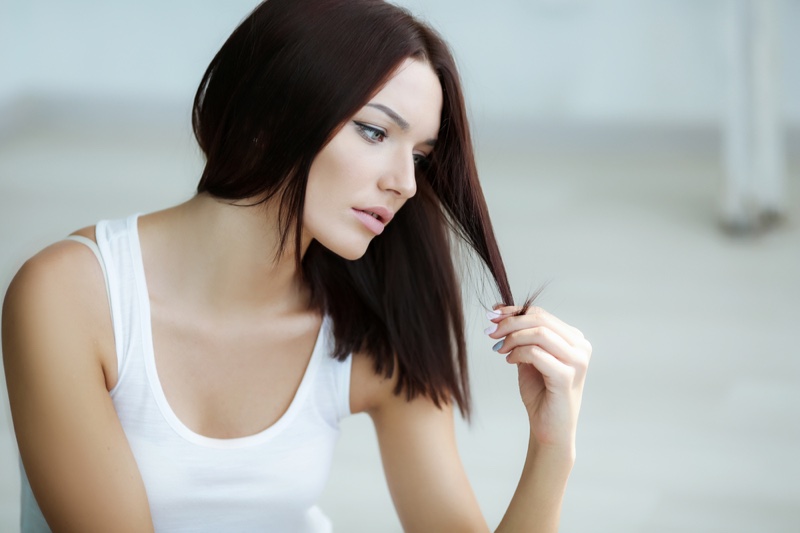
353,208,387,235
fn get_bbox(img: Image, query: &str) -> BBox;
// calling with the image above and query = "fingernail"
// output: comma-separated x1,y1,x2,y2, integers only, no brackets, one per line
484,323,498,335
486,310,502,320
492,339,504,352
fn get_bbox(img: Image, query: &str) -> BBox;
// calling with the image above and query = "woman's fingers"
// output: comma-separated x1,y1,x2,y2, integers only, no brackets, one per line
500,328,590,380
485,306,592,380
488,305,586,347
505,345,574,389
494,324,566,355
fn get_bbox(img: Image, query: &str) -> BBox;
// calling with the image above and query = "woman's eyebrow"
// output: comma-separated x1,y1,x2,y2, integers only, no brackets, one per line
366,103,409,130
366,103,437,146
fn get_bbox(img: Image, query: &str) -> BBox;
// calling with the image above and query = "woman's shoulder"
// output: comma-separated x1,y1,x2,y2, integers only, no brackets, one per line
3,225,115,380
7,225,101,302
348,350,445,418
349,350,398,415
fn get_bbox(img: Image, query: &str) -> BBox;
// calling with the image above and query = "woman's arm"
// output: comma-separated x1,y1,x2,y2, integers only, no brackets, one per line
353,353,488,532
2,241,154,532
357,305,590,532
489,305,591,531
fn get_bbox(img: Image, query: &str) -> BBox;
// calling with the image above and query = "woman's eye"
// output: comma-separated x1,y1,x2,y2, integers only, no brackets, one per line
354,122,386,143
413,153,431,170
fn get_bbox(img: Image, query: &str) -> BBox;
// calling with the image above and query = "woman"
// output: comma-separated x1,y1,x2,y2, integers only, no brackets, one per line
2,0,591,531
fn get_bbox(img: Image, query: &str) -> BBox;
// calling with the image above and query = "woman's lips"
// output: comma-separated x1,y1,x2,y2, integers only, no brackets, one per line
352,208,386,235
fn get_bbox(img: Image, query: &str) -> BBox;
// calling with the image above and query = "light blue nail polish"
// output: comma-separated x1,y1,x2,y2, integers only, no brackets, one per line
486,310,501,320
484,323,497,335
492,339,504,352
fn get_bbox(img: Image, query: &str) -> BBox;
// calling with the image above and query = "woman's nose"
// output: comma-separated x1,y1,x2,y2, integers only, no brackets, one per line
380,151,417,199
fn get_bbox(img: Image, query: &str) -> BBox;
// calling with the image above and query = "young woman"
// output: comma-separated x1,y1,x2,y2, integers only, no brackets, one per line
2,0,592,531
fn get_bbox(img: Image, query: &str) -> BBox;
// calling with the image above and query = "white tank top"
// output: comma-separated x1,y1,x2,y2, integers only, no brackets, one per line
20,214,352,532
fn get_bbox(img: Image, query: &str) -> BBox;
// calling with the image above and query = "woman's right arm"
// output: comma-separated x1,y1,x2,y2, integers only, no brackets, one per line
2,241,154,532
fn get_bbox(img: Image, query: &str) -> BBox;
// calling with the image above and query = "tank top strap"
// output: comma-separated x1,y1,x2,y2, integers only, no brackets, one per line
312,317,352,425
63,234,112,321
94,215,143,392
331,348,352,421
62,228,127,382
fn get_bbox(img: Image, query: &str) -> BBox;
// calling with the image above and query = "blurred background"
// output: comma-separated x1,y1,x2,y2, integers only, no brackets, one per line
1,0,798,532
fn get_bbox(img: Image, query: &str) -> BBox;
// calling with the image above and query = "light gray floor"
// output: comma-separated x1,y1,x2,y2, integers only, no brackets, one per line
1,105,798,532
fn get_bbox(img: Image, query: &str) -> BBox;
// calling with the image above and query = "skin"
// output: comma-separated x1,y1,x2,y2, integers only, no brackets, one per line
2,58,591,532
303,59,439,261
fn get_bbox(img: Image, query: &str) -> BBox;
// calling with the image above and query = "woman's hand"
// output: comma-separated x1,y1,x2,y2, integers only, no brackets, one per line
486,306,591,451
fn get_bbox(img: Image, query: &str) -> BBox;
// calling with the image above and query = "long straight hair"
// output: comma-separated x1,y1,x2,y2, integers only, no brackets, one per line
193,0,520,417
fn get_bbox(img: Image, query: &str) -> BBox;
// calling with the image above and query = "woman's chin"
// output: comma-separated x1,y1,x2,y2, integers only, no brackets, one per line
339,246,370,261
320,239,372,261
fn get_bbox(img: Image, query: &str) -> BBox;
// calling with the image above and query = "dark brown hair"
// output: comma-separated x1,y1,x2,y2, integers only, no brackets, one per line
193,0,520,417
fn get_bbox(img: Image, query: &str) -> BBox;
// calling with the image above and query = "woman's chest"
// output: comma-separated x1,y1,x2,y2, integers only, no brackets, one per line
148,306,323,439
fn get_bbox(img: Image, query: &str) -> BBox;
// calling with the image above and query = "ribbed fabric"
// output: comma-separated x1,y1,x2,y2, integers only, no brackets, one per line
21,214,352,532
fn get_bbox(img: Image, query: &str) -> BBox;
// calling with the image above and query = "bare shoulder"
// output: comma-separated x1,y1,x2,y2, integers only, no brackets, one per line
5,225,104,326
349,350,398,415
7,228,95,309
348,350,451,420
3,226,115,386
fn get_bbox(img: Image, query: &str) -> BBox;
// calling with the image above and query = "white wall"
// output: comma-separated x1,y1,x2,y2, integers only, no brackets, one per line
0,0,259,103
1,0,799,128
398,0,800,126
0,1,28,107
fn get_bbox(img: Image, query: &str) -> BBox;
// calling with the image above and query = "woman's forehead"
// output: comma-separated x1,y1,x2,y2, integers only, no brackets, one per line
364,59,443,137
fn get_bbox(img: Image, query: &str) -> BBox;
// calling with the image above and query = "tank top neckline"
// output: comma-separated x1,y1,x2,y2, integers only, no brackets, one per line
126,213,328,450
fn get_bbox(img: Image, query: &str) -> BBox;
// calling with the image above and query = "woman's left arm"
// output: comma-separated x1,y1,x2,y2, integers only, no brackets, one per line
487,305,592,532
354,347,487,532
365,305,591,532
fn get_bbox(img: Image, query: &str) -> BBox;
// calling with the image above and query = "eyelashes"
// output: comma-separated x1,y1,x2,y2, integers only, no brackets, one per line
353,121,431,170
354,121,386,143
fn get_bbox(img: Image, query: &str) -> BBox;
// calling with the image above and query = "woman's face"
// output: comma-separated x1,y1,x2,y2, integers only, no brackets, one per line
303,58,443,260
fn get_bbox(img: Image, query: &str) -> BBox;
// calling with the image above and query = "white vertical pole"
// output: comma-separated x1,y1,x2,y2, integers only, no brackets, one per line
752,0,785,223
722,0,754,232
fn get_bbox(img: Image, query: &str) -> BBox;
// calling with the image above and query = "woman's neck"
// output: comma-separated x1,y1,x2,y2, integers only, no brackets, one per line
138,193,313,320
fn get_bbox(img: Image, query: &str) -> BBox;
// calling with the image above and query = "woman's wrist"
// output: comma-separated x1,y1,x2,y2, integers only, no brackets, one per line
527,431,577,472
527,416,577,457
495,428,575,532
